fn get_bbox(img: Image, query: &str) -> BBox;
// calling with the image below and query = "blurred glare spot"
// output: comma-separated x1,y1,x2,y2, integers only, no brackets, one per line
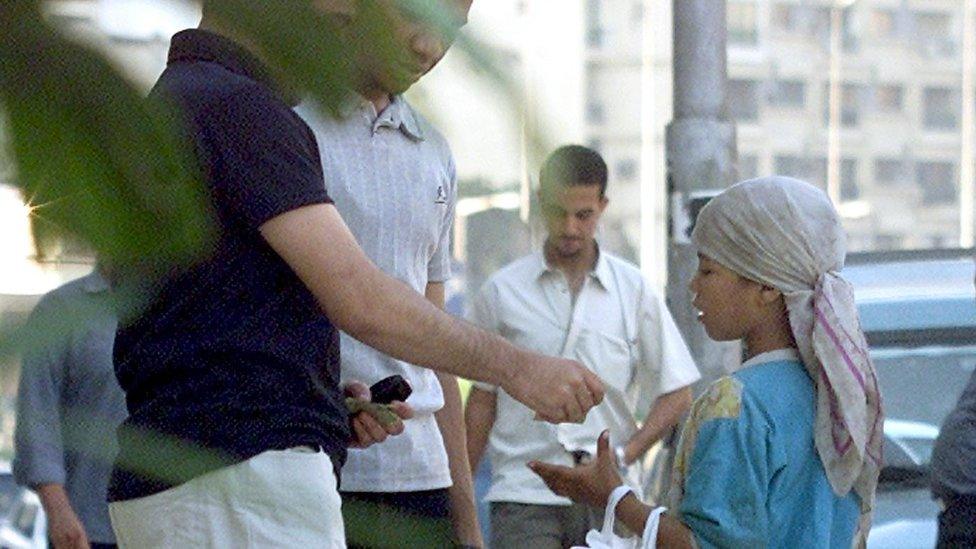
97,0,200,42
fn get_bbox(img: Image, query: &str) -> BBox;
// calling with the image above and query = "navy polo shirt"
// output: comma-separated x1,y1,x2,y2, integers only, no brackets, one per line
108,29,349,501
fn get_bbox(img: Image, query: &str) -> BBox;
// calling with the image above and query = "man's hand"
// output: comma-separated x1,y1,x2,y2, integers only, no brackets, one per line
528,430,623,508
501,351,605,424
38,485,89,549
345,381,413,448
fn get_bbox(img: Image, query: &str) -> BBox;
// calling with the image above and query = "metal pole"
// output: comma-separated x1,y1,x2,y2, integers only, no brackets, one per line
827,4,843,204
666,0,740,389
961,0,975,248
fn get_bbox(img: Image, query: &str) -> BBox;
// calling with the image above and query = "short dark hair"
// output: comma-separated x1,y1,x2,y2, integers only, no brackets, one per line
539,145,608,197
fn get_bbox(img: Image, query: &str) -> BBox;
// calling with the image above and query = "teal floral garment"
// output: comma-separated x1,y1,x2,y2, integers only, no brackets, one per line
669,359,862,548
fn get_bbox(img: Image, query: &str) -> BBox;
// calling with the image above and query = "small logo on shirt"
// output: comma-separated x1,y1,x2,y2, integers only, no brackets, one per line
435,185,448,204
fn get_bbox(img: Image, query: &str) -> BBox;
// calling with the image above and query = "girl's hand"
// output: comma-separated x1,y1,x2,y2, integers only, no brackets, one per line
528,430,623,507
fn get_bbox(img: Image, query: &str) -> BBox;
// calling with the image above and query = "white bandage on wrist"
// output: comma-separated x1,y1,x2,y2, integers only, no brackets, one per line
640,505,668,548
607,485,635,511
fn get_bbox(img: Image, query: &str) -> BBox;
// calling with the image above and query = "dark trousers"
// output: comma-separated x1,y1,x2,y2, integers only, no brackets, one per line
341,488,455,548
937,494,976,549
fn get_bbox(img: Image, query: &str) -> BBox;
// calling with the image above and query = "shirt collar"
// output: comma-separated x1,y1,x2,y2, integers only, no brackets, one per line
82,270,111,294
168,29,299,106
533,242,612,290
337,94,426,141
741,348,800,369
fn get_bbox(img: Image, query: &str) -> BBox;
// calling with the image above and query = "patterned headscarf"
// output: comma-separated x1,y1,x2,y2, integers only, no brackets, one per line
691,176,883,543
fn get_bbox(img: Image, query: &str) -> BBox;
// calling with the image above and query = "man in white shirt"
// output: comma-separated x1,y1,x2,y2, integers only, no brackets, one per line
465,145,700,548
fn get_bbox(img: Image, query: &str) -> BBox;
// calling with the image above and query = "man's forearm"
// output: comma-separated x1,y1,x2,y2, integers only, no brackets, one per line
36,483,72,515
624,386,692,464
260,204,603,424
435,372,483,547
260,205,517,387
464,388,496,471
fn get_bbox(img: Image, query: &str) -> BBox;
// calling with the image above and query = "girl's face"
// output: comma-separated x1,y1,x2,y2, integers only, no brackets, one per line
688,254,766,341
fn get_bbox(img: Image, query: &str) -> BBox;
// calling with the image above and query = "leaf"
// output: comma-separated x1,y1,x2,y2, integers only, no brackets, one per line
0,4,215,271
204,0,356,116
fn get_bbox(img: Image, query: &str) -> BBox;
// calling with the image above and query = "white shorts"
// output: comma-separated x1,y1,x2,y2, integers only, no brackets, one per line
109,448,346,548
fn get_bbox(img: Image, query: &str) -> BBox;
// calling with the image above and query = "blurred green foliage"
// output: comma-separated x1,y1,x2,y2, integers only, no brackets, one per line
0,2,542,541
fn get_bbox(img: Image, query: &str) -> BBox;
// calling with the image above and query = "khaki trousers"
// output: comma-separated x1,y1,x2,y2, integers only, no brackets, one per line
109,448,345,548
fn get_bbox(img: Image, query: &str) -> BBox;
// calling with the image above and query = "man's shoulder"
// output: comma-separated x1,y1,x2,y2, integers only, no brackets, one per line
486,254,541,286
27,274,103,327
400,101,452,158
600,252,652,294
601,252,642,276
34,275,90,309
153,61,285,118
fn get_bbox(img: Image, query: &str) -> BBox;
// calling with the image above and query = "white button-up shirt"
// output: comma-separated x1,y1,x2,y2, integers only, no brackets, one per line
469,250,700,505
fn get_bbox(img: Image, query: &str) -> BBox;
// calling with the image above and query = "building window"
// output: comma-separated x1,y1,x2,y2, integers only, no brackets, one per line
874,233,902,249
616,158,638,180
586,102,605,125
771,4,830,38
923,87,960,131
632,2,644,25
775,155,827,188
822,83,864,127
841,158,859,200
915,12,956,58
808,6,832,39
738,154,759,180
874,85,903,113
586,0,603,48
728,1,759,46
771,4,799,32
874,158,908,185
840,7,860,53
871,8,898,39
768,80,806,108
915,161,957,205
728,79,760,122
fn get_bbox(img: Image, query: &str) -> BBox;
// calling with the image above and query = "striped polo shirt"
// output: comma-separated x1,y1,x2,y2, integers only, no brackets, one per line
299,95,457,492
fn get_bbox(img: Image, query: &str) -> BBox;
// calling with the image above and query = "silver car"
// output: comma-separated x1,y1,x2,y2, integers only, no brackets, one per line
846,250,976,549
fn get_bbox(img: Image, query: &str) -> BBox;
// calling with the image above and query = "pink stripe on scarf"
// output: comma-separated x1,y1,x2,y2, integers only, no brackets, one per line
814,300,884,465
813,303,867,391
820,367,855,455
821,293,871,361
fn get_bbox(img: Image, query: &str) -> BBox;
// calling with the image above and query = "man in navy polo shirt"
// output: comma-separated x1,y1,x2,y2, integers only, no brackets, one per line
106,1,605,547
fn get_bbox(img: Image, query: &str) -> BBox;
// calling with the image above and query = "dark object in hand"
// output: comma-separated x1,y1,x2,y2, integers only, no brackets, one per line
369,375,412,404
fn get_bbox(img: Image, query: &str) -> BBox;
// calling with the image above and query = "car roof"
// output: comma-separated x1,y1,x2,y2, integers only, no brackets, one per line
844,249,976,335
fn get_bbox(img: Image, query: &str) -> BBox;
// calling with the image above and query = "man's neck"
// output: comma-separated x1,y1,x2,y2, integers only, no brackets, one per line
198,20,266,64
357,86,393,116
544,240,598,281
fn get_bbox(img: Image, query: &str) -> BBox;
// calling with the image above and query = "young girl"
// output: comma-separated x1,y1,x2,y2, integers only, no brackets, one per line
530,176,883,548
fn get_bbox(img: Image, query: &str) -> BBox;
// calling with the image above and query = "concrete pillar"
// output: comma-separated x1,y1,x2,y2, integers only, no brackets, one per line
666,0,741,389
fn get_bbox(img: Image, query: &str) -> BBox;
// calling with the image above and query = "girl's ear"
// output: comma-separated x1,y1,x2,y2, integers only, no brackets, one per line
759,284,783,306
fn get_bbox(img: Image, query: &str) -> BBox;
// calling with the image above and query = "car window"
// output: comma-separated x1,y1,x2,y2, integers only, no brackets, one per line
872,342,976,473
12,499,37,539
0,474,20,517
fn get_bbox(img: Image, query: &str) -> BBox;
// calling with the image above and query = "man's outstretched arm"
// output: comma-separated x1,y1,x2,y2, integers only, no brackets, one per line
426,282,483,548
621,386,693,464
259,203,604,424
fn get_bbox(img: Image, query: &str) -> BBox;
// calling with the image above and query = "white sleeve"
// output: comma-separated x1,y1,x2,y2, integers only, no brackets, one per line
634,281,701,402
466,281,501,392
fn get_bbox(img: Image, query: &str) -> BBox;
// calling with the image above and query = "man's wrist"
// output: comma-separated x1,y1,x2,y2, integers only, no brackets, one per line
487,337,519,390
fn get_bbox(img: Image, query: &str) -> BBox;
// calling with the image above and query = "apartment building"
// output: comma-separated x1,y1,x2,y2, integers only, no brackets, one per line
508,0,974,253
725,0,972,250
